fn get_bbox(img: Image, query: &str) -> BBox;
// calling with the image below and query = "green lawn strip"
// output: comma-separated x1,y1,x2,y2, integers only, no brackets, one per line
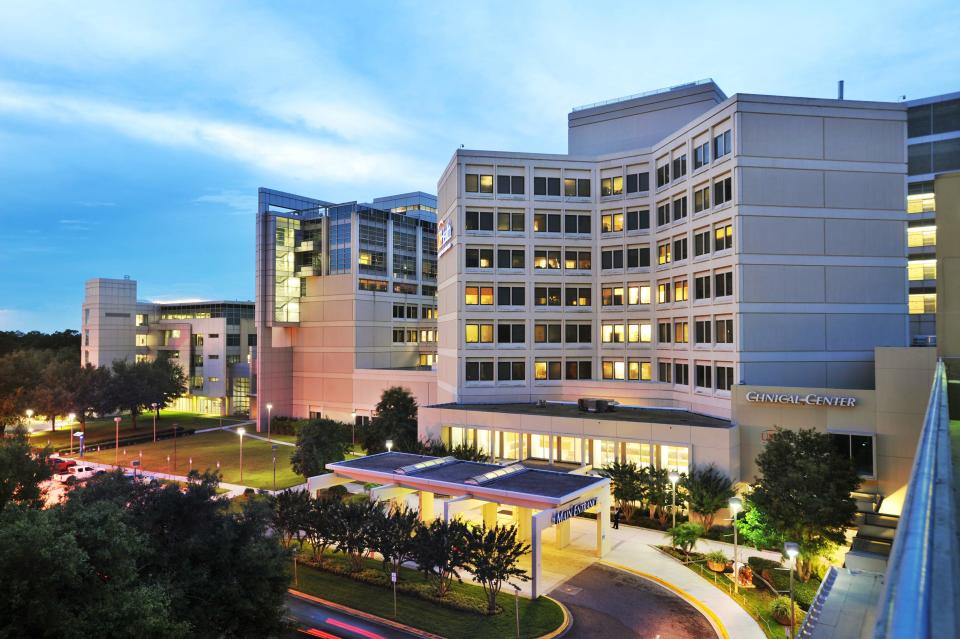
657,547,800,639
292,551,564,639
81,430,304,490
950,420,960,530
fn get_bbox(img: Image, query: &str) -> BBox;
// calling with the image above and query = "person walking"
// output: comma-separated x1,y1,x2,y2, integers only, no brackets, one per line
613,506,623,530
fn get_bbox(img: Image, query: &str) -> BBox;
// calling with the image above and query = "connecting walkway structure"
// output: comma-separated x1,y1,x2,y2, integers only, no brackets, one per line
308,451,611,598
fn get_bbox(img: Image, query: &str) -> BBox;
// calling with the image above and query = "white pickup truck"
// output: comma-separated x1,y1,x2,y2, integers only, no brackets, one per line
53,465,99,483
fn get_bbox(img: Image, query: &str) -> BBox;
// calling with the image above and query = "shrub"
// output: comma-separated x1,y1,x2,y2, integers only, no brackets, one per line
704,550,728,564
770,595,802,626
683,465,735,530
666,522,704,555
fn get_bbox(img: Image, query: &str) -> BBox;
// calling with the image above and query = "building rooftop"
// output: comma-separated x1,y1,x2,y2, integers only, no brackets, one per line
428,402,733,429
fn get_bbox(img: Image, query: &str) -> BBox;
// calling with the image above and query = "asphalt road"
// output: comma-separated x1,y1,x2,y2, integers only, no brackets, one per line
549,563,718,639
285,593,424,639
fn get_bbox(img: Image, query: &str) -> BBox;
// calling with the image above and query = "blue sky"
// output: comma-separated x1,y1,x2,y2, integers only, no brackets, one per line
1,0,958,331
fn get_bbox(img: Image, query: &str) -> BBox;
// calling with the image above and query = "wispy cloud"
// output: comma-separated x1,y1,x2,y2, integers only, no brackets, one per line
193,191,257,215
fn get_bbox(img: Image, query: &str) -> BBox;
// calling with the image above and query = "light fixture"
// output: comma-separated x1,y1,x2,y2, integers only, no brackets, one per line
728,496,742,515
67,413,76,422
237,427,246,437
784,541,799,560
386,439,394,452
668,470,680,485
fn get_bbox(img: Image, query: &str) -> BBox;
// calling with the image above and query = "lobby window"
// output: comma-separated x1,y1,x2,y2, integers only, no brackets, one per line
661,445,689,474
908,260,936,281
716,365,734,391
592,440,618,468
534,211,562,233
628,359,652,381
565,323,592,344
909,293,937,314
674,362,689,385
530,434,551,459
497,210,525,232
564,249,592,270
601,286,624,307
466,210,494,231
907,226,936,248
602,211,624,233
534,249,562,270
658,361,672,382
714,224,733,251
657,282,671,304
695,275,711,300
358,278,388,292
464,323,494,344
715,271,734,298
465,172,494,194
465,286,494,305
497,360,526,381
656,162,670,188
694,186,711,213
657,322,672,344
564,178,591,198
674,320,689,344
558,436,583,463
627,322,652,343
601,249,624,270
566,360,593,380
535,360,563,380
694,319,712,344
693,141,710,170
713,177,733,206
465,247,494,269
627,246,651,268
602,359,626,380
500,431,521,460
535,287,562,307
673,196,688,222
601,323,625,343
565,211,592,235
534,176,562,196
497,285,525,306
713,130,732,159
694,230,711,257
497,175,525,195
627,284,650,305
672,154,687,179
565,287,592,307
674,279,689,302
673,237,688,262
657,202,671,227
601,176,623,197
626,171,650,193
626,442,652,467
831,433,876,477
497,247,526,269
715,318,734,344
626,208,650,231
465,359,495,381
657,242,671,265
534,323,562,344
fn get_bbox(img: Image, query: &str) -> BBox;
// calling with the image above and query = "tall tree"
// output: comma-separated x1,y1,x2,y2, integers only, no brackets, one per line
598,461,644,519
465,524,530,613
750,428,861,580
144,356,187,417
371,504,420,578
61,363,115,432
0,349,52,427
108,360,153,429
271,488,312,549
361,386,419,453
413,517,471,597
332,498,381,571
683,464,736,530
34,358,80,431
290,418,351,478
0,426,52,511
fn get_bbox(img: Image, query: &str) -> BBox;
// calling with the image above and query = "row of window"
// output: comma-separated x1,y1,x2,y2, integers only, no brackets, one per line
462,317,735,347
392,328,438,344
392,303,439,320
359,279,437,297
656,130,732,189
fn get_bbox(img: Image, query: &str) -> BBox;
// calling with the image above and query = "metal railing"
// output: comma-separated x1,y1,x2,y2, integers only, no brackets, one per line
873,359,960,638
571,78,715,112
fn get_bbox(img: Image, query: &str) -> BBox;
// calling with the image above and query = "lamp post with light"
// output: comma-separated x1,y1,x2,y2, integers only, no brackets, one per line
386,439,393,453
272,444,278,491
785,541,799,636
237,427,246,482
25,409,34,425
114,417,121,466
67,413,76,454
350,411,356,445
668,470,680,529
729,496,743,594
77,432,85,458
151,403,158,442
266,403,273,441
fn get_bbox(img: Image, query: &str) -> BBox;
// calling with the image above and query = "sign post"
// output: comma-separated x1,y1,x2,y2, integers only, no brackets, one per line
391,571,397,617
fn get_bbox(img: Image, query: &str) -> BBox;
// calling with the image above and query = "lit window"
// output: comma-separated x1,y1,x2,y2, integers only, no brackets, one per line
909,293,937,314
908,260,936,281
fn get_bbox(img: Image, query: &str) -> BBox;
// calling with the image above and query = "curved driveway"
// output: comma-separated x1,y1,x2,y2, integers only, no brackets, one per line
550,564,718,639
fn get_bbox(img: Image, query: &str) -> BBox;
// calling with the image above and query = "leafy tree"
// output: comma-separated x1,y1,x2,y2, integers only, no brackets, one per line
736,497,784,551
361,386,419,453
62,363,115,431
333,498,381,571
645,466,673,526
0,329,81,358
0,426,51,511
144,356,188,417
108,360,154,429
666,521,704,556
305,497,341,562
415,439,490,462
683,464,736,530
371,504,420,577
598,461,644,519
413,517,471,597
290,418,351,477
33,358,76,431
750,428,862,580
0,349,53,427
271,488,312,549
465,523,530,613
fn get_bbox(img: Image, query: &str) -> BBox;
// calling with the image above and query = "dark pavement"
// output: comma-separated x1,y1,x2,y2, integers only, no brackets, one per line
285,593,424,639
549,563,718,639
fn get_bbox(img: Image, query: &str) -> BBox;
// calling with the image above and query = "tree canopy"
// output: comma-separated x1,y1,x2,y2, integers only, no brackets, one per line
360,386,419,453
290,418,351,477
0,426,52,511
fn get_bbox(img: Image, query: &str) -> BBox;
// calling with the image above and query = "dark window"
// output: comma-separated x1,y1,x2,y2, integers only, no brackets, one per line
658,322,672,343
497,175,525,195
247,334,257,346
465,210,494,231
226,334,240,346
716,366,734,391
497,211,525,232
534,176,561,196
674,362,689,385
673,196,688,221
672,154,687,179
830,433,875,477
673,237,688,262
498,323,525,344
657,203,671,227
693,141,710,170
565,212,591,234
715,271,733,297
933,138,960,173
907,104,932,138
465,360,494,381
694,230,711,256
465,248,494,268
695,275,711,300
497,361,525,381
565,323,592,343
932,98,960,135
908,142,932,176
695,320,712,344
626,172,650,193
695,364,712,389
534,212,562,233
497,285,525,306
601,249,623,270
626,209,649,231
716,319,734,343
534,323,562,343
713,177,733,206
565,360,592,380
497,248,525,269
656,163,670,188
627,246,650,268
713,130,732,159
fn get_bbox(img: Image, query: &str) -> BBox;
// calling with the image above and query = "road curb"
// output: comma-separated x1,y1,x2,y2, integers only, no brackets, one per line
599,560,731,639
537,595,572,639
288,588,446,639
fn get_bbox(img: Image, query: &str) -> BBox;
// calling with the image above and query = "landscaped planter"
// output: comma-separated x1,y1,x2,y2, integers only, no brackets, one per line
707,560,727,572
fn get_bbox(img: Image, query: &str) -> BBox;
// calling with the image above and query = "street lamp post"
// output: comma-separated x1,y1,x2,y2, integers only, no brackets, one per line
114,417,121,466
151,403,158,443
729,496,743,594
173,422,179,473
350,411,356,446
25,409,34,426
668,470,680,529
272,444,277,491
785,542,800,637
67,413,76,455
266,403,273,441
237,427,246,482
77,432,85,458
386,439,393,453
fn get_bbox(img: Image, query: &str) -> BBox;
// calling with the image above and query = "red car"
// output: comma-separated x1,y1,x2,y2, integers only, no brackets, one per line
47,456,77,474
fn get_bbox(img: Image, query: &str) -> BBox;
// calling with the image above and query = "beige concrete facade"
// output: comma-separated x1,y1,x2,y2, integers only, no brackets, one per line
935,172,960,356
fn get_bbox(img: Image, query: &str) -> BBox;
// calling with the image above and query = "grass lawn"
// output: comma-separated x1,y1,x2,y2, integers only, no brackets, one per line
24,410,249,451
81,429,304,490
292,553,564,639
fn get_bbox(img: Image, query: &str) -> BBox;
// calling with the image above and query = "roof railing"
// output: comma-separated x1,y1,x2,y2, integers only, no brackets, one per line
872,359,960,638
571,78,715,112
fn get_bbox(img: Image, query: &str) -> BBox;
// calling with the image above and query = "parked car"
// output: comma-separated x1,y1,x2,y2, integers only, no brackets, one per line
54,465,98,484
47,455,77,474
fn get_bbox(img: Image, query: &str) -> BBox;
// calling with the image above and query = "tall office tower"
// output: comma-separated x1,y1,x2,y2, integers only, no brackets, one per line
435,80,908,420
81,278,255,415
905,91,960,344
255,188,439,430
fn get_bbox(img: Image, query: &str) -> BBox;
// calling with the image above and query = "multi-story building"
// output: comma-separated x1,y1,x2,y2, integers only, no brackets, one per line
81,277,255,415
905,90,960,343
254,188,439,431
